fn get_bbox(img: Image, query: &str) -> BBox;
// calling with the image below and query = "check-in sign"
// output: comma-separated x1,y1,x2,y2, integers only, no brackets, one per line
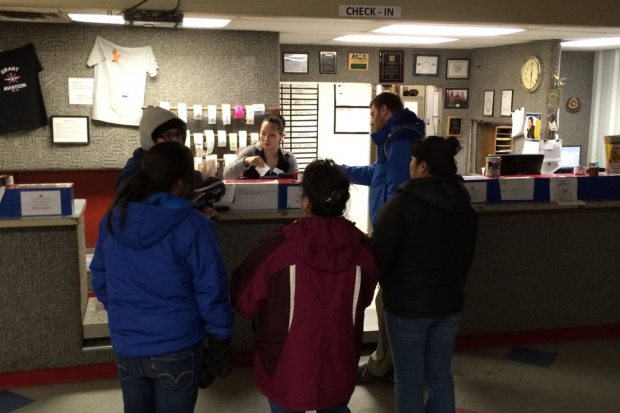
339,4,401,18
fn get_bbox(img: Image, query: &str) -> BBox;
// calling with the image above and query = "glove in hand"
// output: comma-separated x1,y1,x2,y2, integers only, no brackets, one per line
199,336,232,389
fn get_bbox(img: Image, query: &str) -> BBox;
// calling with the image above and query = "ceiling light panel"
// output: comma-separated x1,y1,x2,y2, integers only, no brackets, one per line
334,34,457,45
68,13,124,24
561,37,620,48
374,24,524,37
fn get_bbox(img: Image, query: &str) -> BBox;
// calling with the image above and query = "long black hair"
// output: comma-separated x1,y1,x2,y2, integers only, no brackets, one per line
108,142,194,233
411,135,462,177
301,159,350,217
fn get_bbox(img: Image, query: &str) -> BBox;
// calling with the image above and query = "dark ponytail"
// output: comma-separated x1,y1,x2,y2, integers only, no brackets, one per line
108,142,194,234
301,159,350,217
410,135,462,177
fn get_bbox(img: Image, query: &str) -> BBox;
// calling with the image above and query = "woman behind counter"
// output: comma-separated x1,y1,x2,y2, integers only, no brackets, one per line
223,114,298,179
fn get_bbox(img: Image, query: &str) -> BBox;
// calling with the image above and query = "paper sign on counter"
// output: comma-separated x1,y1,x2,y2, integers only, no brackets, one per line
549,177,578,203
463,181,487,203
499,177,535,201
20,191,61,216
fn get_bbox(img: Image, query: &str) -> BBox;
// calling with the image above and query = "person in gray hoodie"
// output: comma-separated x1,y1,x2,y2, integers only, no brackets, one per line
372,136,478,413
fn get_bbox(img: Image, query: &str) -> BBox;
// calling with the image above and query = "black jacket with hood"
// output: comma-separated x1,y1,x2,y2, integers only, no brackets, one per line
372,175,478,317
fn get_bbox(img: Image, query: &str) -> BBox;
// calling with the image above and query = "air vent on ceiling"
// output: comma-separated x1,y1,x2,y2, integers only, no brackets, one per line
0,10,69,23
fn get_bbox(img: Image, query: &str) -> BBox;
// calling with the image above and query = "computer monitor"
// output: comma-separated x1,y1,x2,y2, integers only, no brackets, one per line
559,145,582,168
499,154,545,175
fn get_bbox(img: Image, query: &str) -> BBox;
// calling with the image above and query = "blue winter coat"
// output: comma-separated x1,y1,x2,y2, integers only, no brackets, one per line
341,108,425,225
90,192,233,358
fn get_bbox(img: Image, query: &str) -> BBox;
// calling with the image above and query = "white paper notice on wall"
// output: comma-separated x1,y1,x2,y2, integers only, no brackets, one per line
245,105,255,125
221,104,231,125
229,132,238,152
68,78,94,105
217,130,227,147
20,191,61,216
159,101,170,110
205,130,215,154
253,104,265,116
499,177,535,201
193,104,203,120
238,131,248,148
177,103,188,122
250,132,259,144
207,105,217,124
193,133,204,157
549,176,578,203
511,107,525,137
463,181,487,203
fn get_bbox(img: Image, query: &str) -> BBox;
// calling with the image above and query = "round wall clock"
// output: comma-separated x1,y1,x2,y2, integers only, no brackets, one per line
566,96,581,113
520,56,542,92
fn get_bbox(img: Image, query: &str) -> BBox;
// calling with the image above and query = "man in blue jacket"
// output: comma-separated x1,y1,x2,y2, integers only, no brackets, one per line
341,91,425,383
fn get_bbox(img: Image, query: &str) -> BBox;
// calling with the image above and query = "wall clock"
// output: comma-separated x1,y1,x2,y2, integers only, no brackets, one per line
520,56,542,92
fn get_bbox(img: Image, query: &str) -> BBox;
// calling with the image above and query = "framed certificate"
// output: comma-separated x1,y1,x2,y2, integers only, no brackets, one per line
483,90,494,117
500,89,513,117
414,54,439,76
446,59,470,79
51,116,90,144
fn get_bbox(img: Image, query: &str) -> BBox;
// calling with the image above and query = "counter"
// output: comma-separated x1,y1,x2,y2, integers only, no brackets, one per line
0,200,112,374
460,199,620,337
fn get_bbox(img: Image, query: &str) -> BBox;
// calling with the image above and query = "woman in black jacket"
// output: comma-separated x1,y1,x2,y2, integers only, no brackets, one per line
372,136,478,413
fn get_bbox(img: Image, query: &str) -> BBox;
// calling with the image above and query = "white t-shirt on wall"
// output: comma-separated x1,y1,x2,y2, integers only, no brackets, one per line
87,36,158,126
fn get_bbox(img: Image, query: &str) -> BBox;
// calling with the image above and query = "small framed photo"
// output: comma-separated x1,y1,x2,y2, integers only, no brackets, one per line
500,89,513,116
319,51,337,74
447,116,463,136
51,115,90,144
282,53,308,74
445,88,469,109
483,90,495,117
348,53,369,71
414,54,439,76
379,50,404,83
446,59,470,79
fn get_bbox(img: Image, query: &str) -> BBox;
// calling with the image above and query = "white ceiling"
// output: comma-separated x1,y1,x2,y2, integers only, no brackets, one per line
1,8,620,50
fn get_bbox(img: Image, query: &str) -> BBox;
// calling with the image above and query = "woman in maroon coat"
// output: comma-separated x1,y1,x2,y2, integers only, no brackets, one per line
231,159,380,413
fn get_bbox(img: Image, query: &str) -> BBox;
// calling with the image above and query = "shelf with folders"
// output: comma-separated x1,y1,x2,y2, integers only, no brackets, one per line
494,126,513,154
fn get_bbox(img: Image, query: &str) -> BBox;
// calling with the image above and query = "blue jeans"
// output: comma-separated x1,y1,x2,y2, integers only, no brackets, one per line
385,311,462,413
268,399,351,413
115,345,201,413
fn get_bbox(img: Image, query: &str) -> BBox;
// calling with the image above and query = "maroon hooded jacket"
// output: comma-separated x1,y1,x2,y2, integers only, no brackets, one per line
231,216,379,411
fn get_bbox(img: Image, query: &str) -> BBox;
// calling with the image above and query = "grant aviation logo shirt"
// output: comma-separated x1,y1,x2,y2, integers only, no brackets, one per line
87,36,158,126
0,43,48,134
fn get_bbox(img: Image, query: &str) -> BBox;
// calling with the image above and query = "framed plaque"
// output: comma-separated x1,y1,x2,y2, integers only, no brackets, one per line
282,53,308,74
379,50,404,83
483,90,494,117
348,53,369,71
319,51,337,74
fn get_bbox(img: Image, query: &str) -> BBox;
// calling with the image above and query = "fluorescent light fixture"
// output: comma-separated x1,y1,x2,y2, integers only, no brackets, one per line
334,34,457,45
374,24,523,37
182,17,230,28
68,13,125,25
561,37,620,48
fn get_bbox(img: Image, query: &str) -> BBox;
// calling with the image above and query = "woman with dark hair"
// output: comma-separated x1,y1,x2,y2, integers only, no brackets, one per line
90,142,233,413
231,159,380,413
223,114,298,178
372,136,478,413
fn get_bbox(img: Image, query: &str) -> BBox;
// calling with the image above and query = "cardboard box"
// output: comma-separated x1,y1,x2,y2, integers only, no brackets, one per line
0,183,74,217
